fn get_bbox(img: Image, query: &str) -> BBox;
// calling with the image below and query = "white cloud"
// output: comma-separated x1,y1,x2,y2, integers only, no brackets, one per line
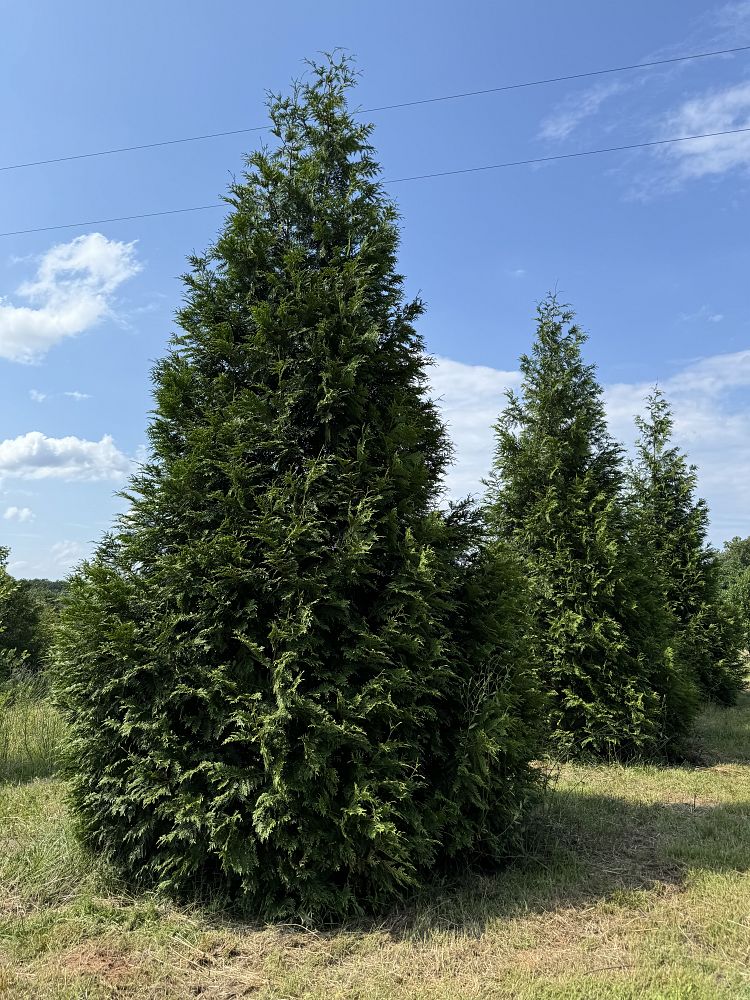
29,388,92,403
657,81,750,182
605,351,750,539
0,432,130,481
713,0,750,39
431,348,750,543
679,305,725,324
429,356,520,499
3,505,34,523
539,81,625,142
0,233,141,363
50,540,86,570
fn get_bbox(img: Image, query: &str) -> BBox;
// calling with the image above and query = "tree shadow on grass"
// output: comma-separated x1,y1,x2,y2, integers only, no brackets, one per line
376,787,750,942
198,783,750,947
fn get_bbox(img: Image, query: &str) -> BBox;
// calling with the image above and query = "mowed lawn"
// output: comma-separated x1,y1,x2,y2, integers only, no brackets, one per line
1,693,749,999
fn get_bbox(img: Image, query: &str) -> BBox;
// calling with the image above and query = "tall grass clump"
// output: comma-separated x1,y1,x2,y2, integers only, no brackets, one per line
0,681,65,782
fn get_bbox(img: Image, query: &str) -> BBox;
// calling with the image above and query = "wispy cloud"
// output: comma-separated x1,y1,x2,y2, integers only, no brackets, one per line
0,432,130,481
679,305,725,324
50,540,86,570
539,81,625,142
28,388,92,403
656,80,750,182
0,233,140,363
538,1,750,198
431,347,750,542
711,0,750,41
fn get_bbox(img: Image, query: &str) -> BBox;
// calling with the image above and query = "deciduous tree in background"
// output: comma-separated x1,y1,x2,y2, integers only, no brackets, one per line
718,537,750,651
0,546,48,681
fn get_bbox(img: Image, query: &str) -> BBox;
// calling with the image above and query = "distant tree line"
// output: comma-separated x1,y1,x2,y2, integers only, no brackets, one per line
717,537,750,649
1,56,745,921
0,549,68,683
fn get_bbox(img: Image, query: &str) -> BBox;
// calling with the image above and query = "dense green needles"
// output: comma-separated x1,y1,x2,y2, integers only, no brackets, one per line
486,297,697,758
6,55,737,927
53,57,541,921
629,388,743,705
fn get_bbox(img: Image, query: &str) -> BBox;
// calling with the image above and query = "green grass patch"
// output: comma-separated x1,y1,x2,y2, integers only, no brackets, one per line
0,687,65,783
0,694,749,997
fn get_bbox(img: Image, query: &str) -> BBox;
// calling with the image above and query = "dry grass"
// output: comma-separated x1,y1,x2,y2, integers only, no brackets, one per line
1,694,749,998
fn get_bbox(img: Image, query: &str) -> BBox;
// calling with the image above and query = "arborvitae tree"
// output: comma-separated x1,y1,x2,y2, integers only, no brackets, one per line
630,389,743,705
486,296,695,759
54,57,541,921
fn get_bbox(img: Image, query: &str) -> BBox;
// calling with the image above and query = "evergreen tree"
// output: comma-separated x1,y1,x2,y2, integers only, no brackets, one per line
630,388,743,704
486,296,694,758
54,56,541,921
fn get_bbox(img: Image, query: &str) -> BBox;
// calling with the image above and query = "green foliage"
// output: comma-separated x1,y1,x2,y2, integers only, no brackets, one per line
0,548,49,682
54,56,541,921
486,296,693,759
718,537,750,649
629,389,743,705
725,573,750,651
717,536,750,589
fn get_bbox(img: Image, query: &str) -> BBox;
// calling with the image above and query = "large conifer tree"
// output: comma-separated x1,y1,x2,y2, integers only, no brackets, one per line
630,388,743,705
487,297,693,758
54,57,541,920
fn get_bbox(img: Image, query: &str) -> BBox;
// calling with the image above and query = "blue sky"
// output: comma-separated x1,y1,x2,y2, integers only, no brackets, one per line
2,0,750,577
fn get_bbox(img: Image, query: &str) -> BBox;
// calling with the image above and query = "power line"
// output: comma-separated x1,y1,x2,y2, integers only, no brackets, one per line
0,204,225,238
384,126,750,182
1,125,747,239
362,44,750,112
1,44,748,175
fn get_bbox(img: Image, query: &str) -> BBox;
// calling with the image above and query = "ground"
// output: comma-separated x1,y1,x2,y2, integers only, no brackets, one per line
1,693,749,999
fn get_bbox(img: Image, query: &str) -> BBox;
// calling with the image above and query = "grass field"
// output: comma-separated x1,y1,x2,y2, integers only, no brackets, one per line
1,692,749,999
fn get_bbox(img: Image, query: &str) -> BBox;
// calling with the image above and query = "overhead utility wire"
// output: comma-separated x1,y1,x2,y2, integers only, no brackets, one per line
1,125,747,239
383,127,750,182
1,43,748,174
